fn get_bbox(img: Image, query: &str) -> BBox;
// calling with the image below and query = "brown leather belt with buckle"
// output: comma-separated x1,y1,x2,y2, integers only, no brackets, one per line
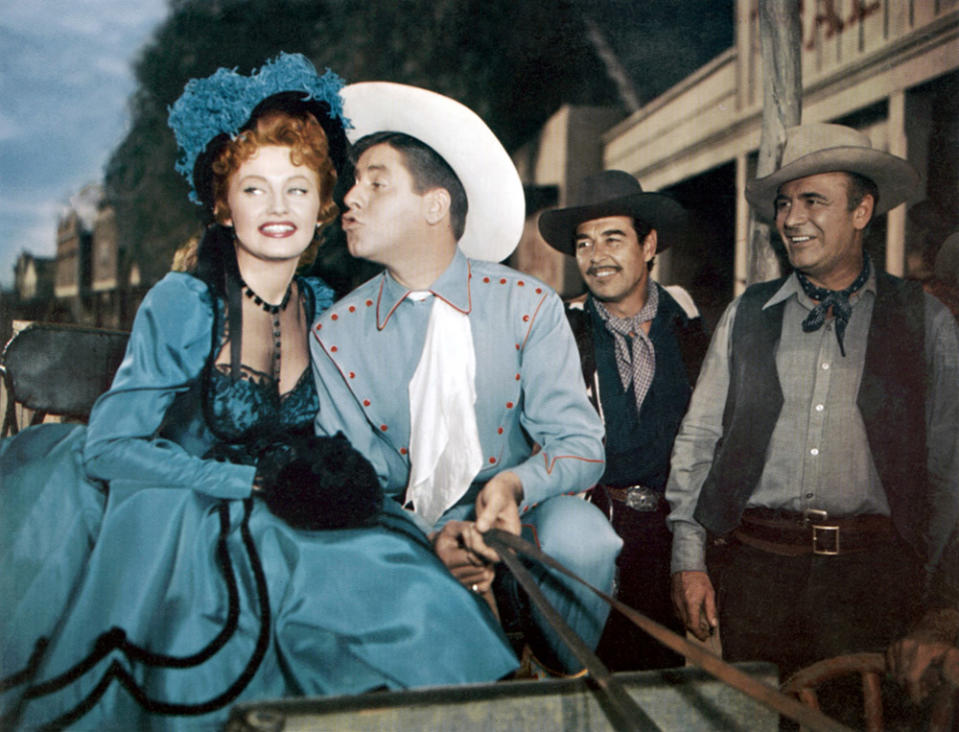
733,508,897,556
604,484,664,512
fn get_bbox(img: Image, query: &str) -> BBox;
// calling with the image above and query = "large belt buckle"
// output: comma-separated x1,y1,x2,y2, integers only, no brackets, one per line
804,508,839,555
624,485,660,512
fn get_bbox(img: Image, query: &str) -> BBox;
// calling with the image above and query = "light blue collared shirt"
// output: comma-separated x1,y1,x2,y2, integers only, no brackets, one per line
310,249,605,530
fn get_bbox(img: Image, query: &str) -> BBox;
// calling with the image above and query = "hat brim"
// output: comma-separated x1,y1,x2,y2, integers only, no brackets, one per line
340,82,524,263
538,192,687,255
745,147,921,224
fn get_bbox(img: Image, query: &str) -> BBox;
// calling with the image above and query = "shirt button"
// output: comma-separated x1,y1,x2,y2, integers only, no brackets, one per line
815,404,824,412
821,362,830,370
810,448,819,456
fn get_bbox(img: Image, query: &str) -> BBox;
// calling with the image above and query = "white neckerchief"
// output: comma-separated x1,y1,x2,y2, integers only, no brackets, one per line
404,292,483,527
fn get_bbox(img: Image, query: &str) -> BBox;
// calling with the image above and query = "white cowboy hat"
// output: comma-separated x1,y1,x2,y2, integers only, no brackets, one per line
340,81,524,263
745,123,921,223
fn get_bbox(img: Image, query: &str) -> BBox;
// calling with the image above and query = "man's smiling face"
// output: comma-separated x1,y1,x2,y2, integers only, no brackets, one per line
574,215,656,318
775,171,873,290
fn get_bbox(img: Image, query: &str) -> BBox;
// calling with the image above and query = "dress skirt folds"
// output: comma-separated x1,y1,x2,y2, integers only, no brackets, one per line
0,273,517,730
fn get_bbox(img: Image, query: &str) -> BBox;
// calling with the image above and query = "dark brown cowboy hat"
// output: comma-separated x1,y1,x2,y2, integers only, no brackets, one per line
538,170,687,255
745,123,921,223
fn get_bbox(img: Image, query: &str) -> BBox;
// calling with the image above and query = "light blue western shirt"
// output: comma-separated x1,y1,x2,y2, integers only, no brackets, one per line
310,249,606,519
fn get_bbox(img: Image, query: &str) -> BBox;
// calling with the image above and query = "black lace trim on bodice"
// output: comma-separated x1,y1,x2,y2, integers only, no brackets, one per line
201,275,319,463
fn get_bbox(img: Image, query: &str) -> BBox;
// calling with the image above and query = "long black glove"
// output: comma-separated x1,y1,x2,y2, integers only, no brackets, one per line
255,432,383,530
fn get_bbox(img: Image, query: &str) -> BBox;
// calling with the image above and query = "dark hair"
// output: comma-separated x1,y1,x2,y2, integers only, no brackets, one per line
351,131,468,240
844,172,880,215
631,217,655,272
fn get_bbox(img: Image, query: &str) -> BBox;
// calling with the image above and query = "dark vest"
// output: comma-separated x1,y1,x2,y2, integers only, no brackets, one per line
566,289,709,410
693,272,929,557
566,288,710,488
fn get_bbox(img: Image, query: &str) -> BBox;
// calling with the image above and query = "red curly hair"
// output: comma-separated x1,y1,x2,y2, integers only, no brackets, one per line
211,109,338,228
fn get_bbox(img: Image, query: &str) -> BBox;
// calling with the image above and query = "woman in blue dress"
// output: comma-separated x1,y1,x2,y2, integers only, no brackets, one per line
0,53,516,730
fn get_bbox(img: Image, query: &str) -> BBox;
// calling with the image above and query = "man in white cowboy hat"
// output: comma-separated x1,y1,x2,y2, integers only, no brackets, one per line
666,122,959,684
538,170,709,671
309,82,622,674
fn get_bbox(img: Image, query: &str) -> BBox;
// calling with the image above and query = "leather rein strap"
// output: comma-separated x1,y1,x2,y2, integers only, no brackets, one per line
483,529,851,732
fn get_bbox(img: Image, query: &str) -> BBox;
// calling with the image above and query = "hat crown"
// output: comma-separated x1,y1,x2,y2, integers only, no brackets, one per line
781,123,874,167
568,170,644,208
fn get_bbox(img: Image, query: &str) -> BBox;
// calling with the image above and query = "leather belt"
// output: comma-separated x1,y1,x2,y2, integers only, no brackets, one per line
604,484,664,512
734,508,897,556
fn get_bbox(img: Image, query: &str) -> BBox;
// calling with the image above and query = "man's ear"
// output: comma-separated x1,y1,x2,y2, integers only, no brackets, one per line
852,194,875,231
642,229,658,261
423,187,451,226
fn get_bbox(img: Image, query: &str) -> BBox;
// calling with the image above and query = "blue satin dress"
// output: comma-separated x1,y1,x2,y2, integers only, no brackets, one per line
0,272,517,730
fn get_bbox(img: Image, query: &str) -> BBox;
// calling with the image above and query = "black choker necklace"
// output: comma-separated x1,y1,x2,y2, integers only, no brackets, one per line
237,275,293,314
237,273,294,381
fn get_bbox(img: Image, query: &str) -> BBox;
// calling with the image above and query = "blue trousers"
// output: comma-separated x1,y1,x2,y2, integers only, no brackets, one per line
437,493,622,673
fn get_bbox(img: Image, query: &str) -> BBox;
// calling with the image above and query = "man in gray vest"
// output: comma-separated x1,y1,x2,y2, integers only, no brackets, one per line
666,123,959,683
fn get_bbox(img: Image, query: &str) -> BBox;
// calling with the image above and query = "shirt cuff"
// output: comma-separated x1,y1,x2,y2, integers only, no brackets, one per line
670,520,708,574
509,460,546,509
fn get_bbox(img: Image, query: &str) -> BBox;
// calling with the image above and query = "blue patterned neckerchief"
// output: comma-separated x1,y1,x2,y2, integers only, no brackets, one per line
795,253,871,357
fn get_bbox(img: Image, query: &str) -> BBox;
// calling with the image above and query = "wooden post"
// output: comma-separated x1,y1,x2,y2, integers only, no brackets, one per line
747,0,803,285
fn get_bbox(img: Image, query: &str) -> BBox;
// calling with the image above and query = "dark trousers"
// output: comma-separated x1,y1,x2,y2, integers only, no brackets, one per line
715,537,923,678
594,497,685,671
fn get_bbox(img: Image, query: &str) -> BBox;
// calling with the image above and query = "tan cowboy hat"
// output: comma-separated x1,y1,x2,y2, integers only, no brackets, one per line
538,170,687,255
340,82,524,263
745,123,921,223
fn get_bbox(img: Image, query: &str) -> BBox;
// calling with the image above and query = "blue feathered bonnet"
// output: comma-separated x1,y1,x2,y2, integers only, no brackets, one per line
168,52,350,208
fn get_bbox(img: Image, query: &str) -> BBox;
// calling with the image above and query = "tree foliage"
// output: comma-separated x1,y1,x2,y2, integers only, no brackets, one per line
105,0,617,284
105,0,731,287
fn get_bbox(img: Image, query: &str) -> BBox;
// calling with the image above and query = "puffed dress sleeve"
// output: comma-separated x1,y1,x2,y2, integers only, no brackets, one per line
82,272,256,499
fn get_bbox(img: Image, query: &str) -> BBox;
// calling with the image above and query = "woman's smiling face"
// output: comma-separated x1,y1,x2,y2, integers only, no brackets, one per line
224,145,322,267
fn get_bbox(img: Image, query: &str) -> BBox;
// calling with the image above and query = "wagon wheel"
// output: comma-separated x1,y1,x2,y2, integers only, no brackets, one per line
782,652,959,732
782,653,886,732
